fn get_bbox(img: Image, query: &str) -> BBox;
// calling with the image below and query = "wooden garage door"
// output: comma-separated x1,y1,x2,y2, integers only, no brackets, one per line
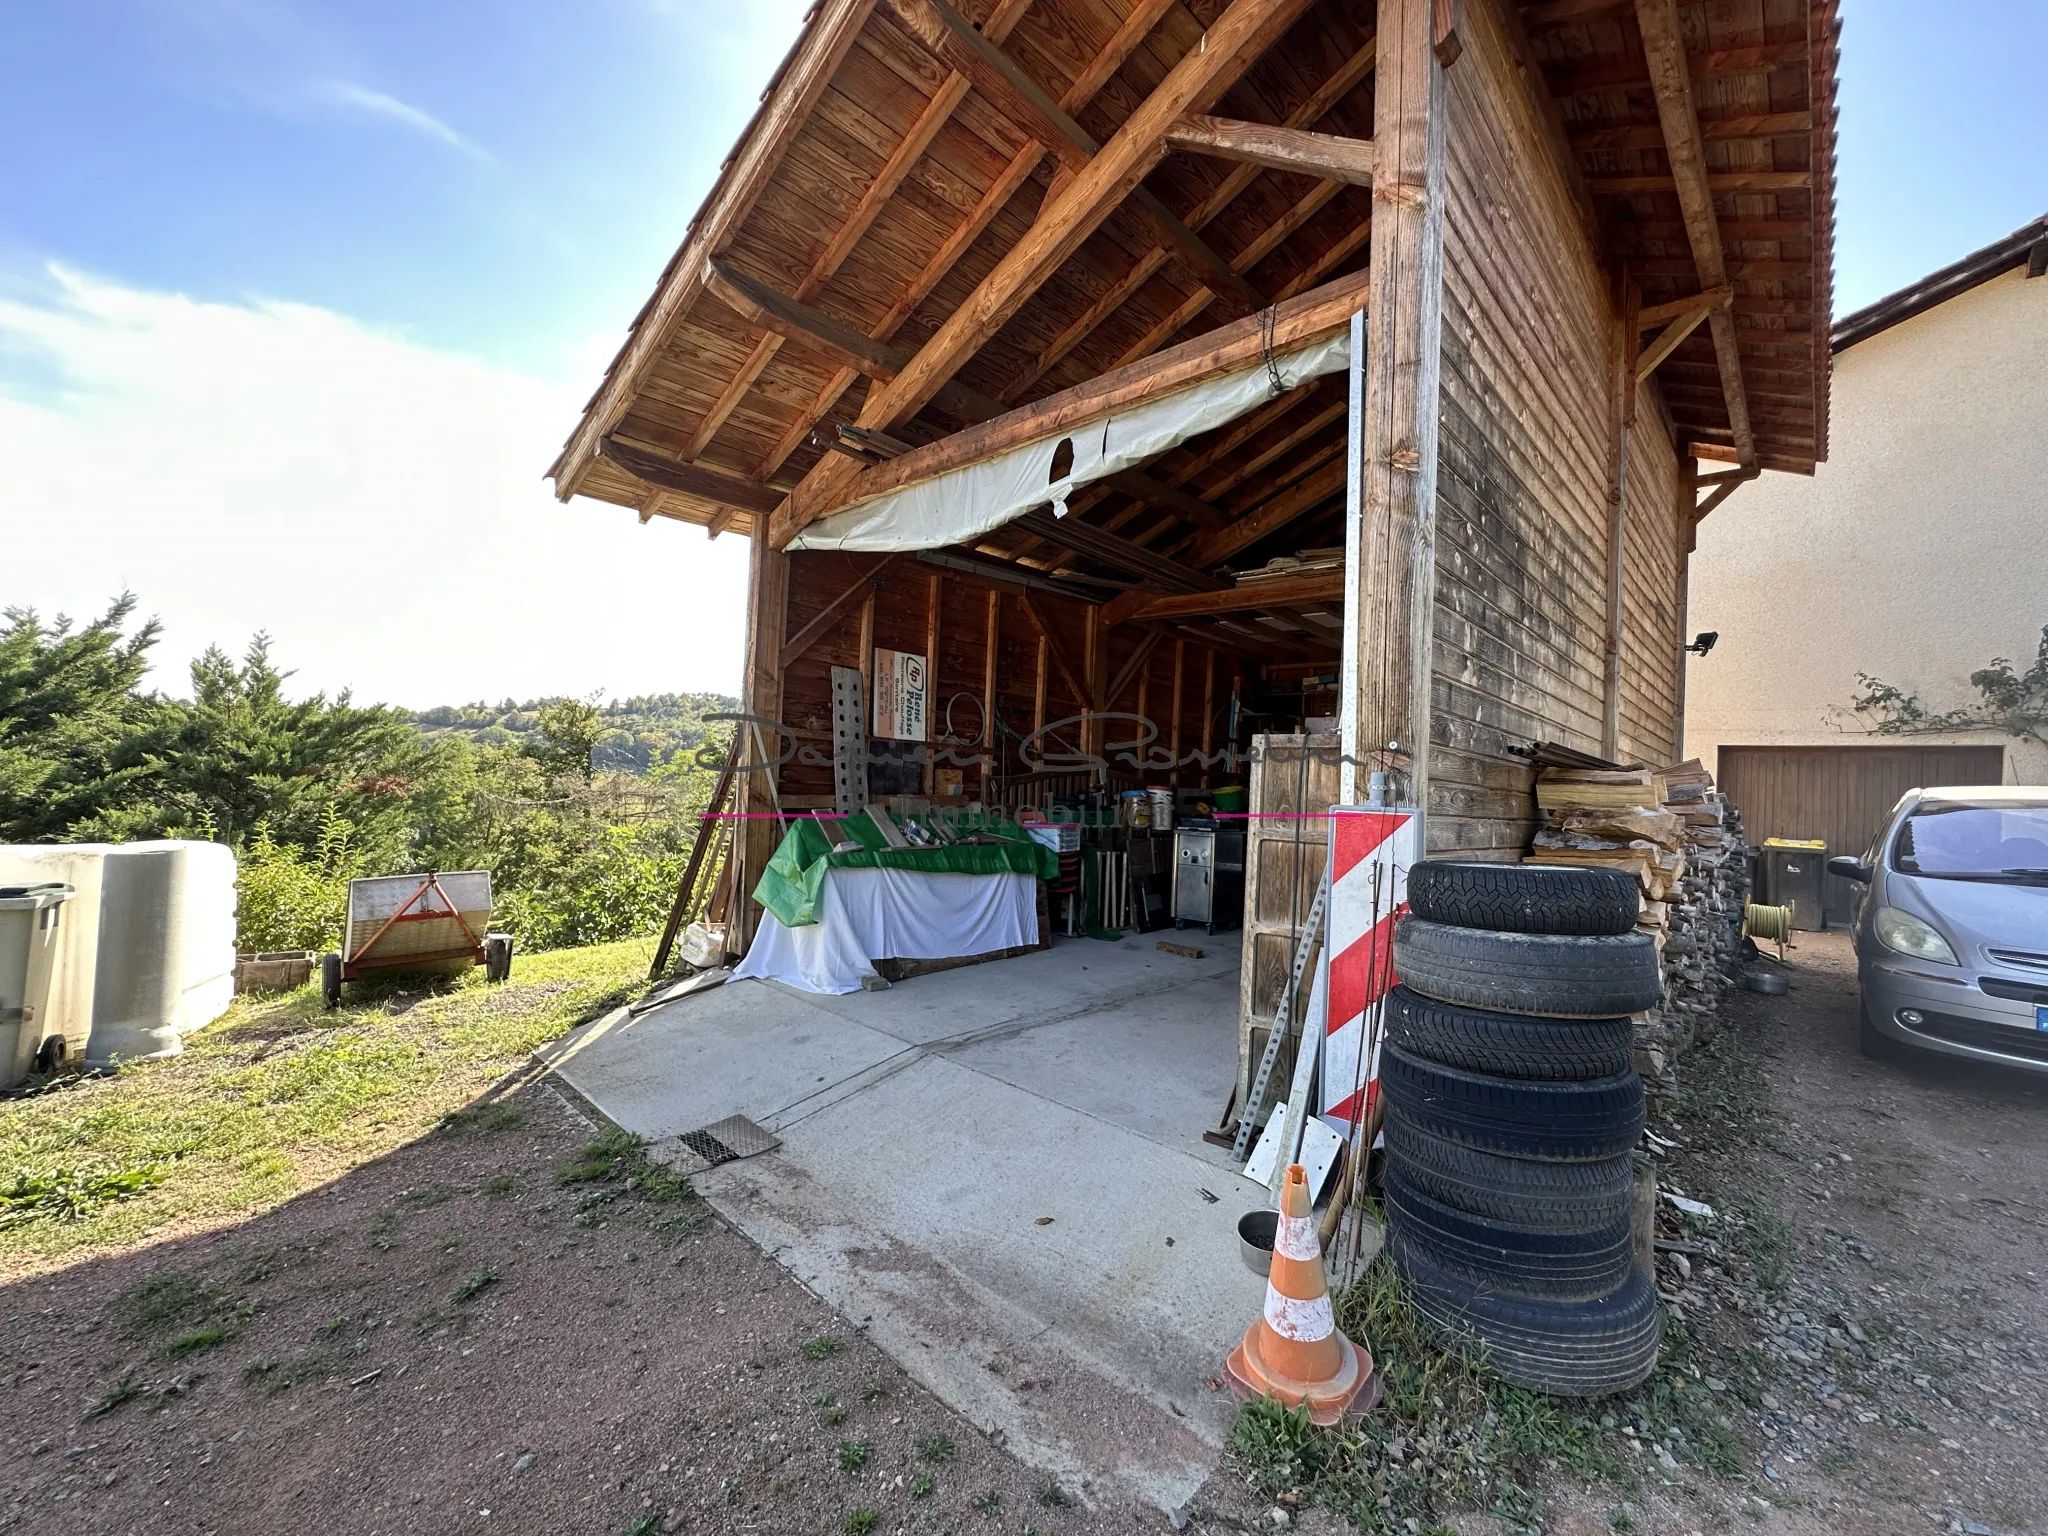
1718,744,2006,924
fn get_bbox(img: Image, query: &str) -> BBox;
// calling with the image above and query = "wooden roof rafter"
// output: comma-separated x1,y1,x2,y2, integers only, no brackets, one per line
1633,0,1755,468
772,0,1325,547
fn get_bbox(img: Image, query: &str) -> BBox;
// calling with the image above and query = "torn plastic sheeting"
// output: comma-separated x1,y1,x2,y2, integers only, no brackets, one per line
789,330,1351,554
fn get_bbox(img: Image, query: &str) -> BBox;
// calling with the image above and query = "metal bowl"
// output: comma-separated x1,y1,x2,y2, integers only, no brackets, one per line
1237,1209,1278,1276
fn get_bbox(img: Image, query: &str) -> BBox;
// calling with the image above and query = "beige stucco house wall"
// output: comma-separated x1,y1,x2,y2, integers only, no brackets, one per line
1683,259,2048,785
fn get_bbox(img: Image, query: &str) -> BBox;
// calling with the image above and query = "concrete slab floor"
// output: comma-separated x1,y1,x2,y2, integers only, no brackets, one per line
538,929,1269,1515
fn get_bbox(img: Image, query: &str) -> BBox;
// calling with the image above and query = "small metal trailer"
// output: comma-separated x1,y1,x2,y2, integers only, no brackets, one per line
322,871,512,1008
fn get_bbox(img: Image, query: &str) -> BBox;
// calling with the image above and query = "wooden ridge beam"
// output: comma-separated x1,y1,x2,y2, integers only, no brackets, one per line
773,0,1317,547
1128,569,1345,621
1636,0,1756,469
774,262,1367,547
1164,114,1375,187
884,0,1264,312
596,437,785,516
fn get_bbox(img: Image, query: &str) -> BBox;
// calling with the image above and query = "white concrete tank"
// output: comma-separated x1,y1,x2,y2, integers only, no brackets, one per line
87,841,238,1065
0,843,112,1054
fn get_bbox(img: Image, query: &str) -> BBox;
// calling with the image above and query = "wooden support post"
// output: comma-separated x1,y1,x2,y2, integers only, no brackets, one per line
1083,607,1106,783
982,588,1001,792
1033,633,1050,739
1673,456,1696,757
1169,638,1186,787
1351,0,1449,823
1200,649,1216,787
1601,279,1639,761
735,520,791,951
924,571,942,792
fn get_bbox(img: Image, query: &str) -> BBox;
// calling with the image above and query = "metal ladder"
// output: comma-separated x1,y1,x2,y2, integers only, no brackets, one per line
1231,873,1329,1163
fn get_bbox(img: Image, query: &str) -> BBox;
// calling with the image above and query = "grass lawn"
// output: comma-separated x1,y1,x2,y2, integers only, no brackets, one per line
0,938,654,1276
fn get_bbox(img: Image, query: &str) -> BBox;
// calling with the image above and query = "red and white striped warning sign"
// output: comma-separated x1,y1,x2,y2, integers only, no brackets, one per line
1318,807,1422,1134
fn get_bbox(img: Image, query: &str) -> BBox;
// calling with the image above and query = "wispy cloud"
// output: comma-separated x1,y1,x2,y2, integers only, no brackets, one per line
0,267,748,703
317,80,493,162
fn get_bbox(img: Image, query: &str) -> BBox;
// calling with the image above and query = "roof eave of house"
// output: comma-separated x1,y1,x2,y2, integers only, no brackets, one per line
1831,213,2048,355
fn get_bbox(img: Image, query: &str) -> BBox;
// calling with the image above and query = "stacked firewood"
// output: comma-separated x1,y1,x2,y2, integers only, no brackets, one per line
1523,759,1749,1079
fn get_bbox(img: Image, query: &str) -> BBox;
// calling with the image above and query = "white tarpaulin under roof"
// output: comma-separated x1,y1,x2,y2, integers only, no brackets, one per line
789,332,1351,554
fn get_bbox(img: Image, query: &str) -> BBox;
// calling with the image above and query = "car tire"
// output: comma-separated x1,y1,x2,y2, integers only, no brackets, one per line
1405,860,1641,937
1393,918,1664,1018
1384,1111,1635,1231
1392,1236,1661,1398
1858,1005,1907,1063
1380,1042,1645,1161
1386,1172,1636,1301
1385,986,1635,1081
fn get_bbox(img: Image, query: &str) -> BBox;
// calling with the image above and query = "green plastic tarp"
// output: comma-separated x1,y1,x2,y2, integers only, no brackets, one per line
752,810,1059,928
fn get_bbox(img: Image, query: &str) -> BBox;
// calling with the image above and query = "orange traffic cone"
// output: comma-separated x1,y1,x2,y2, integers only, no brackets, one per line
1224,1163,1381,1424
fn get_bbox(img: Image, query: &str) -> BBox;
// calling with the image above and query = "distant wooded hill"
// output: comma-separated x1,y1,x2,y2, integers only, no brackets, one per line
409,692,742,775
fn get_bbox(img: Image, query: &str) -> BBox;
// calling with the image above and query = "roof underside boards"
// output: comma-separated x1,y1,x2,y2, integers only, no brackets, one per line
555,0,1838,620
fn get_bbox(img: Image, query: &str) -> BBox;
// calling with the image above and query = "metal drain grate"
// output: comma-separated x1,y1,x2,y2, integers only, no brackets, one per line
675,1114,781,1167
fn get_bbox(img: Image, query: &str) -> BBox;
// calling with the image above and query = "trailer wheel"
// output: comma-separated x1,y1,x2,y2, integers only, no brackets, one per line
32,1035,68,1077
485,933,515,983
321,952,343,1009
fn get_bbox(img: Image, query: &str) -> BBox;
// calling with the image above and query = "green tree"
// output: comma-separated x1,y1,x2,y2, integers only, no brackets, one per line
0,595,168,842
75,634,424,866
525,696,603,785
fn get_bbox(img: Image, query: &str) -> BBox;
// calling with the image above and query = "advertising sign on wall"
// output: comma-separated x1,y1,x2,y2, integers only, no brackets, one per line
872,649,929,742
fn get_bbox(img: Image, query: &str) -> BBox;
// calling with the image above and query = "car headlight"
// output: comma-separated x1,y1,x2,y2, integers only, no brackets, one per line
1874,907,1959,966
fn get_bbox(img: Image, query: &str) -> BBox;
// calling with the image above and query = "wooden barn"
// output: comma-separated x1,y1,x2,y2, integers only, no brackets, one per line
548,0,1839,957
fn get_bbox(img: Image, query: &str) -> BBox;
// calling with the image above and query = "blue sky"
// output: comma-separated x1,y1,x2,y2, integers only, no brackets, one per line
1,0,2043,704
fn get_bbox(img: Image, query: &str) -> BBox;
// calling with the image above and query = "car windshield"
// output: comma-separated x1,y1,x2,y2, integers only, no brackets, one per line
1893,803,2048,880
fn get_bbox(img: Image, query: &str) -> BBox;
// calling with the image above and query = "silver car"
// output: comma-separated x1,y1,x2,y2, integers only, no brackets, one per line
1830,785,2048,1073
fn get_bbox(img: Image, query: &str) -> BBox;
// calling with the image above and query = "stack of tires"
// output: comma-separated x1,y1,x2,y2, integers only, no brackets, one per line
1382,861,1665,1397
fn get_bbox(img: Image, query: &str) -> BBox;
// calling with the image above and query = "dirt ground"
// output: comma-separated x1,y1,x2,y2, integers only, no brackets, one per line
1530,931,2048,1536
5,1068,1163,1536
10,931,2047,1535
